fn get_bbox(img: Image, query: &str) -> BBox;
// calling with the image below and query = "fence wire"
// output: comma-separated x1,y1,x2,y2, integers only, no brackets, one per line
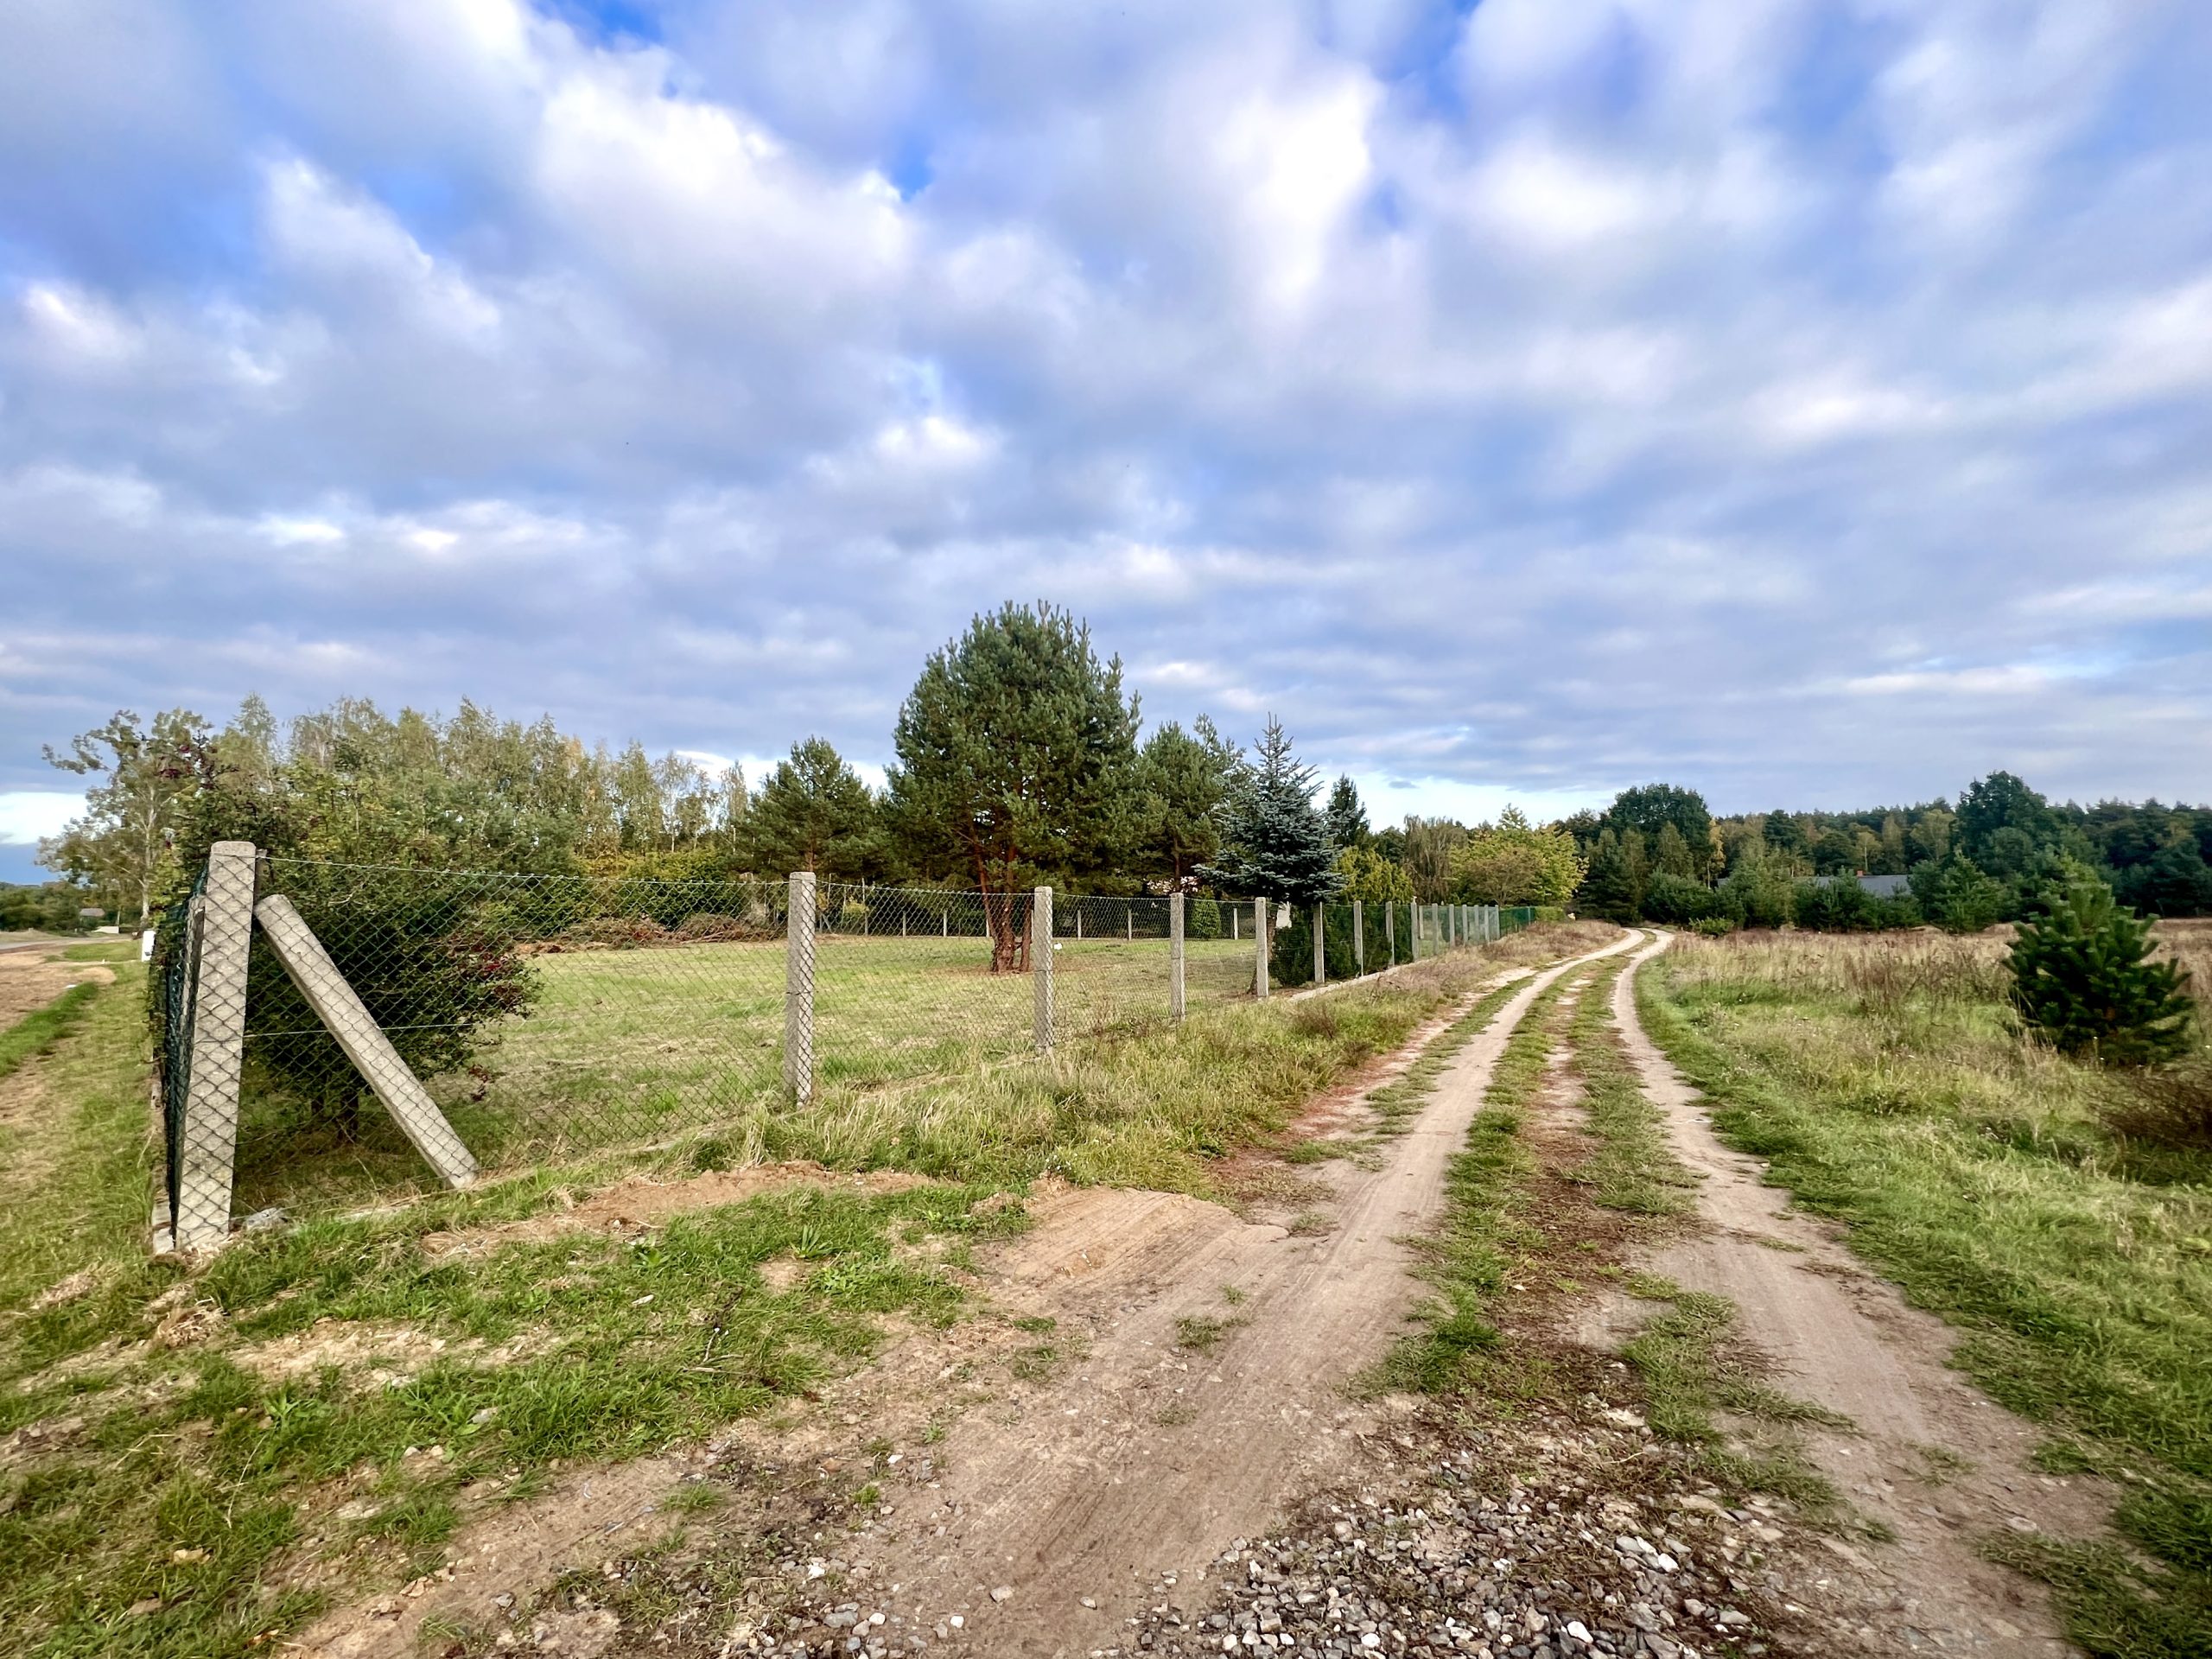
154,852,1544,1226
813,881,1038,1080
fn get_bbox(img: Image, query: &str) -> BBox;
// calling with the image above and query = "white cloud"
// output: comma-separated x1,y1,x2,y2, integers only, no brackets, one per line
0,790,85,844
0,0,2207,817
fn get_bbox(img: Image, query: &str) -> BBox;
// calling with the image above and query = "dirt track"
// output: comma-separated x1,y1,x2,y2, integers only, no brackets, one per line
854,930,1643,1652
296,929,2106,1658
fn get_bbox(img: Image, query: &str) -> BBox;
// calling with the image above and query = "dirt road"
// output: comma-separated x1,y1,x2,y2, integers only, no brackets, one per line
296,929,2106,1658
847,929,1643,1652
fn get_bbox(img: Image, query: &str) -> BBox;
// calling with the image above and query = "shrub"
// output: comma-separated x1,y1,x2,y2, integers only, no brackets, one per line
1188,897,1222,940
1719,855,1792,930
1643,872,1732,926
1688,916,1737,938
2103,1055,2212,1149
238,866,541,1132
1911,852,2007,933
2009,867,2196,1065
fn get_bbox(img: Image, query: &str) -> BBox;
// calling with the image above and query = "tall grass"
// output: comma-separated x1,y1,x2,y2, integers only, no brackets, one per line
1641,930,2212,1657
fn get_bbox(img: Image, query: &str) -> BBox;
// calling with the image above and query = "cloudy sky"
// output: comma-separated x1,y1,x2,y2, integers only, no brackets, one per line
3,1,2210,882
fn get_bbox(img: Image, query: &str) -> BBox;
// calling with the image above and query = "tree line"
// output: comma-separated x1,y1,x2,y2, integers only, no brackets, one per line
1557,774,2212,932
28,602,2211,943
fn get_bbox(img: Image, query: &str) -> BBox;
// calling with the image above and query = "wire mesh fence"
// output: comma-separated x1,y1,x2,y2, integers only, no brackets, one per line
150,849,1544,1232
814,881,1039,1082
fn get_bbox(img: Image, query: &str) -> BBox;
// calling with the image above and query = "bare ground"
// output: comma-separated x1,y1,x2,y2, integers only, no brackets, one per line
288,927,2115,1659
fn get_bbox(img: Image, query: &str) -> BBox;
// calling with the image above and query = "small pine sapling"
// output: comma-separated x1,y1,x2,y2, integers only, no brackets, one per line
2008,865,2195,1065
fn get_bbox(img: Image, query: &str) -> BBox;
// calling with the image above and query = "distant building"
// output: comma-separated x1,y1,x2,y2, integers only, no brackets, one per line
1808,873,1912,898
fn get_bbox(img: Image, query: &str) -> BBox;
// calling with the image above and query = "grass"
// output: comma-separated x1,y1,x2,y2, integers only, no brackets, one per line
1560,957,1699,1217
0,982,103,1086
0,923,1605,1658
1369,965,1580,1395
1618,1274,1851,1518
1641,929,2212,1656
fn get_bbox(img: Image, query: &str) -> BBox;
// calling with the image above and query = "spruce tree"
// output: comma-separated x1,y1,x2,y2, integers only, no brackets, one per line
1325,775,1370,850
2010,866,2195,1065
1198,718,1343,906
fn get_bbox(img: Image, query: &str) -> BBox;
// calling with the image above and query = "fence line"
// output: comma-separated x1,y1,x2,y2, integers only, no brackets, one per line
150,847,1537,1248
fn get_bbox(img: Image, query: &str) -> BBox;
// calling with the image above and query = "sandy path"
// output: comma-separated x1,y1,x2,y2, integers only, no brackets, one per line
863,928,1642,1654
1605,931,2102,1658
0,944,111,1031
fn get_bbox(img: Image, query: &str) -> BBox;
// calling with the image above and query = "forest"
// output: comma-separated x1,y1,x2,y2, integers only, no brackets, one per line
21,602,2212,935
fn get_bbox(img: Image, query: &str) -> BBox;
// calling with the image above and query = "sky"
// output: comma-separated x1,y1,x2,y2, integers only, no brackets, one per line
3,1,2210,885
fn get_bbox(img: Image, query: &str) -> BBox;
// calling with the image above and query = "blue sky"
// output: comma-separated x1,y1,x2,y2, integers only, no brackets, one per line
3,1,2211,883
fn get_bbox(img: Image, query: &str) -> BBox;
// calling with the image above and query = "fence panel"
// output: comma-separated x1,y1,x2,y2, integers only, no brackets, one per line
229,859,789,1204
1183,895,1262,1007
1053,892,1176,1040
812,882,1038,1081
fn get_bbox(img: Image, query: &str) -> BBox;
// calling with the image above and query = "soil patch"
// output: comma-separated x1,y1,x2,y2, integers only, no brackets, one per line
420,1163,934,1261
0,947,111,1030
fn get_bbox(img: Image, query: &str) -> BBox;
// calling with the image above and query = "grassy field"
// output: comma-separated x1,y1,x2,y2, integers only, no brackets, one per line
1640,926,2212,1657
0,925,1594,1658
232,932,1265,1210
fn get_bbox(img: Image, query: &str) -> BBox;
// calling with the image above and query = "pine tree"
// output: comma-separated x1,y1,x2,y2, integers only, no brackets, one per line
749,738,882,880
1576,830,1642,922
1910,851,2006,933
1198,718,1343,906
885,601,1140,969
1653,821,1697,880
2010,866,2195,1065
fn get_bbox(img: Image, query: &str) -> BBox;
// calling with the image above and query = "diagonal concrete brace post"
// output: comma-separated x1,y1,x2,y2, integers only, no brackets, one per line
254,894,476,1188
175,842,257,1250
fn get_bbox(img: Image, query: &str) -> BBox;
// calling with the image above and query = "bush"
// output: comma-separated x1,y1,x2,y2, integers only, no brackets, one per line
1643,873,1732,926
238,867,541,1132
1719,856,1792,930
1188,897,1222,940
1911,853,2007,933
2103,1055,2212,1149
1688,916,1737,938
2009,867,2196,1065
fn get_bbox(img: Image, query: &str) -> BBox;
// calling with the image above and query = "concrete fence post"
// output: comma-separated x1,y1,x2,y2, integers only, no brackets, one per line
1254,897,1270,1000
175,840,257,1251
1312,901,1325,988
1033,887,1054,1052
254,894,476,1187
1385,899,1395,965
1169,893,1186,1022
785,872,816,1104
1352,899,1363,976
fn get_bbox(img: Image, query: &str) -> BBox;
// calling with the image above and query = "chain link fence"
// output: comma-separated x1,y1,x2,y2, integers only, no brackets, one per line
150,850,1540,1240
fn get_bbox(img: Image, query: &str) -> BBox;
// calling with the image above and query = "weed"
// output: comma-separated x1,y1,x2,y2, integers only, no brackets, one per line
1173,1314,1244,1354
1154,1401,1198,1427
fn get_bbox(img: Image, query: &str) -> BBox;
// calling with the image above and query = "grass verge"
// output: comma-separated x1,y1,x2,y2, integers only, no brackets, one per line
0,982,103,1087
1639,937,2212,1657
